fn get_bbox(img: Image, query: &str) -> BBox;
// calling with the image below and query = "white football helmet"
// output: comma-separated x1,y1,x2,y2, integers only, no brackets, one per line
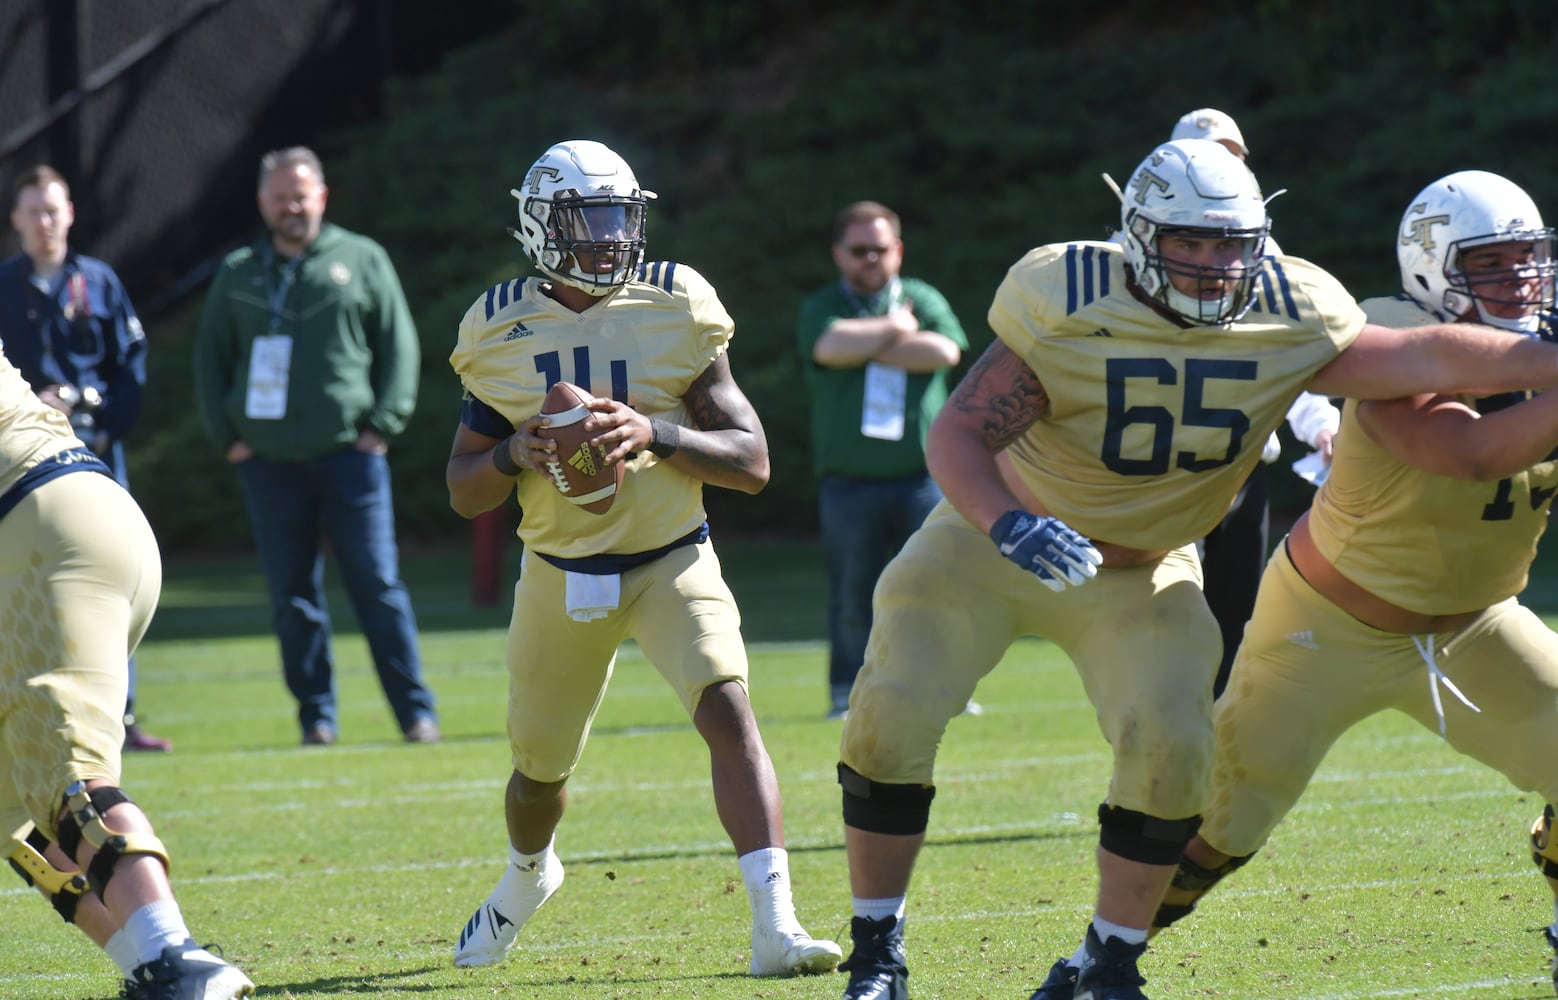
1397,170,1555,334
1120,139,1269,326
509,139,656,294
1170,108,1248,159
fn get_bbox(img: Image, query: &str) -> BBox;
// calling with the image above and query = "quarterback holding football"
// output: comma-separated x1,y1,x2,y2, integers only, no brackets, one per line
442,139,840,978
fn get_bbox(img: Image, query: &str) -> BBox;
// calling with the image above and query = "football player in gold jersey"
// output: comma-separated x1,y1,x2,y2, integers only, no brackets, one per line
1155,170,1558,990
443,139,840,978
832,141,1558,1000
0,351,253,997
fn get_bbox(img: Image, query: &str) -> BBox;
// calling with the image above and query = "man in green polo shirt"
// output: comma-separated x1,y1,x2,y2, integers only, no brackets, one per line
795,201,967,719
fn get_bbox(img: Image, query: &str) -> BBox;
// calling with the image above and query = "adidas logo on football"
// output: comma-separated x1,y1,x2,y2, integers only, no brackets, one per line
503,321,534,341
1285,630,1319,649
567,446,598,477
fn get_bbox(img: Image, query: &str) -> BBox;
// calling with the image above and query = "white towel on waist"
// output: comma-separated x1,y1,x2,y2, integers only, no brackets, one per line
566,572,620,622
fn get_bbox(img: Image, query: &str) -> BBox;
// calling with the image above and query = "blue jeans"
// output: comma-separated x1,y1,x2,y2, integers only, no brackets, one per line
819,472,943,700
236,449,436,734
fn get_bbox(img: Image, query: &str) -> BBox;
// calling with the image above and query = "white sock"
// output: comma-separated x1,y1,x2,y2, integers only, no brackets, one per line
496,840,557,896
1551,899,1558,928
1092,915,1147,947
852,896,905,923
123,899,191,965
738,847,803,933
104,929,139,976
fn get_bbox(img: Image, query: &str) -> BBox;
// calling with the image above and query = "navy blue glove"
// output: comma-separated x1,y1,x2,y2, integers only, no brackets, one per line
990,510,1103,592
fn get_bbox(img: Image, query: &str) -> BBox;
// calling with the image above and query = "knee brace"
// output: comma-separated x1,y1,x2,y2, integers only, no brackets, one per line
8,826,89,923
1097,803,1201,866
54,782,169,900
1532,805,1558,879
1152,851,1255,932
839,763,936,836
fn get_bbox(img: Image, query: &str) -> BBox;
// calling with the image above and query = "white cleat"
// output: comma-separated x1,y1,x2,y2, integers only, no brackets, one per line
750,926,844,977
453,853,565,968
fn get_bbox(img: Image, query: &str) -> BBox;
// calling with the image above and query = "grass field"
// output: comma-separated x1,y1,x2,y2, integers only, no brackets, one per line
3,536,1557,999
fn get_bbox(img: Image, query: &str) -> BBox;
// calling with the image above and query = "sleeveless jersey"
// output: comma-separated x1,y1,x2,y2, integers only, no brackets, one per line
990,241,1365,550
1307,294,1558,613
450,262,730,558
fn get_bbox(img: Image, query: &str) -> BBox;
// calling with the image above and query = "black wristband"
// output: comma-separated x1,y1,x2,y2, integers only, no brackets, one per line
491,436,522,477
648,417,680,458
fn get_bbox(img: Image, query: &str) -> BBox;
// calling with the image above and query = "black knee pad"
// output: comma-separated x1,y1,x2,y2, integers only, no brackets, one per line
1096,803,1201,866
839,763,936,836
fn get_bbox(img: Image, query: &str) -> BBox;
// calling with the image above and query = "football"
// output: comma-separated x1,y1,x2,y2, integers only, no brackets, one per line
539,381,623,514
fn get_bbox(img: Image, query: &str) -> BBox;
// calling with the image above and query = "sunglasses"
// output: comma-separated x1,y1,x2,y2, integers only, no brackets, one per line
846,244,892,259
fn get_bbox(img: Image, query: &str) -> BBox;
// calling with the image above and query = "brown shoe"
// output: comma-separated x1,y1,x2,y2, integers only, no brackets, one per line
124,720,173,753
301,724,336,746
403,718,441,744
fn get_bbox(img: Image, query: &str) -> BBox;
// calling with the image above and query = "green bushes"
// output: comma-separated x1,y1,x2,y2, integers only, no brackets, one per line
135,3,1558,551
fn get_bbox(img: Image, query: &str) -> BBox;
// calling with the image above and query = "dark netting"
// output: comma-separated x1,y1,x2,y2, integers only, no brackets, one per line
0,0,517,314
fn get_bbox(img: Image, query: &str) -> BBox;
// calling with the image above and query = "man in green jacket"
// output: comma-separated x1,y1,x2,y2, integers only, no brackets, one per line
193,146,439,747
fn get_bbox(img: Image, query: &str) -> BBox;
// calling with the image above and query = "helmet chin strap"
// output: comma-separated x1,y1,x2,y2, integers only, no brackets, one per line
1163,284,1235,325
1475,305,1543,334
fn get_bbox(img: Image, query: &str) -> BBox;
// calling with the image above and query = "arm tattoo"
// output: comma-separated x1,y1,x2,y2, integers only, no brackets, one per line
671,354,768,479
951,341,1049,451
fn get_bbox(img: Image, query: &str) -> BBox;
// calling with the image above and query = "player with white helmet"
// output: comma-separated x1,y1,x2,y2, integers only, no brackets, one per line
1116,138,1270,326
1132,113,1339,700
507,139,656,294
1170,107,1249,159
1398,169,1555,334
1156,169,1558,992
832,141,1558,1000
446,139,840,979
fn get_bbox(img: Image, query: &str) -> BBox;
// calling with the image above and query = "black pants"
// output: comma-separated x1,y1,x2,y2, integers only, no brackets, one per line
1200,465,1269,698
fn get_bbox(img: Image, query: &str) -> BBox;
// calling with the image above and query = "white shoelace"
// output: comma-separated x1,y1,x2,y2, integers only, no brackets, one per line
1411,633,1480,737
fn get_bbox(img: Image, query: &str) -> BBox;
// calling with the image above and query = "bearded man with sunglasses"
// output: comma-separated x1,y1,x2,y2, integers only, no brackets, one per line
796,201,967,720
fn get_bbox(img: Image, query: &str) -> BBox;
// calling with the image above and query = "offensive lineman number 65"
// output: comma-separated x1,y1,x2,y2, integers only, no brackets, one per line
1102,357,1258,475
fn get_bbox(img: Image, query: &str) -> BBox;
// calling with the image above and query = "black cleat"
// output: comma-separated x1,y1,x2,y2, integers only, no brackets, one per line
123,941,254,1000
1029,957,1079,999
840,915,908,1000
1074,925,1148,1000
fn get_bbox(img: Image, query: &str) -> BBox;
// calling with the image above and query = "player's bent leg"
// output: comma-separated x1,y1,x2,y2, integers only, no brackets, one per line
55,783,171,903
1151,838,1255,936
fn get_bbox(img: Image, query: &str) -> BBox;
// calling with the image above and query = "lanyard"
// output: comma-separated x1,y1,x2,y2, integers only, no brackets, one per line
262,247,305,333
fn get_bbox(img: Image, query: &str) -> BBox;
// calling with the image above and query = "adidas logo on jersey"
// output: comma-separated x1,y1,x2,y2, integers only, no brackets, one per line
1089,327,1113,337
503,321,534,341
1285,630,1320,649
